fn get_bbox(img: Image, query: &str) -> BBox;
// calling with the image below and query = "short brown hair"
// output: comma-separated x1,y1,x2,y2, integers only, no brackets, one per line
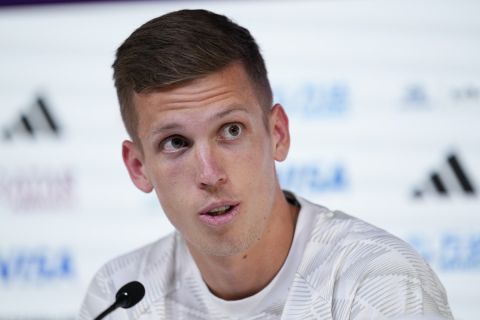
112,9,273,142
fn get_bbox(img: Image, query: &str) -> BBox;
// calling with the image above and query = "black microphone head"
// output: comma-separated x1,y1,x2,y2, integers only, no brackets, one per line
115,281,145,308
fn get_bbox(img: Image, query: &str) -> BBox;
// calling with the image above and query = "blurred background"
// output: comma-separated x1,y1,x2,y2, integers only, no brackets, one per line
1,0,479,319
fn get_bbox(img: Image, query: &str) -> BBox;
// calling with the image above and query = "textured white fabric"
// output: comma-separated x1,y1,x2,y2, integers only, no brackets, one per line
79,194,453,320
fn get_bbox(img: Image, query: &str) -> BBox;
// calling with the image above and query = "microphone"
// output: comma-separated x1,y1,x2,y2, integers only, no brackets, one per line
93,281,145,320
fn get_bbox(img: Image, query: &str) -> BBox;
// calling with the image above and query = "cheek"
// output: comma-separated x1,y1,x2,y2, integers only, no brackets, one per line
148,159,192,211
231,136,275,185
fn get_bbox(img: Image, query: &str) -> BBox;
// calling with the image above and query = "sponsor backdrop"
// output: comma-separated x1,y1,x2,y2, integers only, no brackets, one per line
1,0,479,319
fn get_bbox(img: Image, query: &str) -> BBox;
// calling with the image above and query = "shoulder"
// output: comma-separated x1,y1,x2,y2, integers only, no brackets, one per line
294,196,452,319
297,196,424,260
79,232,181,319
96,231,178,287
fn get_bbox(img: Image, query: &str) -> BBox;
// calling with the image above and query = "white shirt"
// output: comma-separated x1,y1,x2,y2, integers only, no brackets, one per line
79,194,453,319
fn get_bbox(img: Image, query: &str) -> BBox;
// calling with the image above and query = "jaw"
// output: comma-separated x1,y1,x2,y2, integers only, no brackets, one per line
185,185,297,296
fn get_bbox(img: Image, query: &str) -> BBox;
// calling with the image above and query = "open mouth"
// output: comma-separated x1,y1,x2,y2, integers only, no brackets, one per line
199,203,240,226
205,205,235,216
198,201,240,227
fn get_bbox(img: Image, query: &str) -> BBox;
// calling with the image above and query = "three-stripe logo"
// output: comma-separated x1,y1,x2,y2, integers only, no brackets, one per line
413,153,476,198
3,96,60,140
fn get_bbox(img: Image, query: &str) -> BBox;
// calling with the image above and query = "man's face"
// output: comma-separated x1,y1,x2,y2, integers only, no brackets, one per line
123,63,290,257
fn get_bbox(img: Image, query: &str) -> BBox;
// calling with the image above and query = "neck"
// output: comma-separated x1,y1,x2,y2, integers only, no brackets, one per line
187,189,299,301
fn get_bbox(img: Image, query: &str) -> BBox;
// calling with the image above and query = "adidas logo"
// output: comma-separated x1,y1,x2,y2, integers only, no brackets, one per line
413,152,476,198
3,96,61,140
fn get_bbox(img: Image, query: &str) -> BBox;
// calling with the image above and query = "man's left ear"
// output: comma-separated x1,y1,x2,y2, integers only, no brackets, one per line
269,104,290,161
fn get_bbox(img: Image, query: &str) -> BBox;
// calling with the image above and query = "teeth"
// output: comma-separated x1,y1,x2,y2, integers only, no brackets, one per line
208,205,231,215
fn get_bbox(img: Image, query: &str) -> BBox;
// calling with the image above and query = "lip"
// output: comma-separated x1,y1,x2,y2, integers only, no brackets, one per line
198,202,240,227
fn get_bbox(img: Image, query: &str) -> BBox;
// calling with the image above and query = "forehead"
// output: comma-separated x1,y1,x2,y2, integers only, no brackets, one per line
135,63,257,106
132,63,263,136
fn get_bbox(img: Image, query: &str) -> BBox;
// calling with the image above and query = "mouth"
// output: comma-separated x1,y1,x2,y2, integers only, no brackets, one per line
199,203,240,226
204,205,234,216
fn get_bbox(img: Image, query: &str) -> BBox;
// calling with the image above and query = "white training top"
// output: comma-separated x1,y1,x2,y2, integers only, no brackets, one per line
79,194,453,320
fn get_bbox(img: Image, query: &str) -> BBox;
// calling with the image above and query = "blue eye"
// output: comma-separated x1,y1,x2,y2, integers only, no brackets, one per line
221,123,243,140
161,135,189,153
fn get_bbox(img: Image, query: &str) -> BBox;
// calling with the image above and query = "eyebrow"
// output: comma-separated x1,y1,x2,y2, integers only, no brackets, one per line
149,105,250,138
213,106,250,120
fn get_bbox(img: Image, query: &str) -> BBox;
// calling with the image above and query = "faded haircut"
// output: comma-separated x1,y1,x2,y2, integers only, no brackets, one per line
112,9,273,142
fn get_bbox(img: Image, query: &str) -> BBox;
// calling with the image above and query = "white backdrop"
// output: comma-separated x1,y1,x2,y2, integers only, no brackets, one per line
1,0,479,319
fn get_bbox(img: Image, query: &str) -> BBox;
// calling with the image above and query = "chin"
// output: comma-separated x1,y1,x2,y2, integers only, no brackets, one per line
195,230,261,257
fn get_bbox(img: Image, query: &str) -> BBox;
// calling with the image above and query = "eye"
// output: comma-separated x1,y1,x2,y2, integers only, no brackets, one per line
161,135,189,153
220,123,243,140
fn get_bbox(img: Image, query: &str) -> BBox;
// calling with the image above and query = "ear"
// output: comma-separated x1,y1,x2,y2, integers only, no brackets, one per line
122,140,154,193
269,104,290,162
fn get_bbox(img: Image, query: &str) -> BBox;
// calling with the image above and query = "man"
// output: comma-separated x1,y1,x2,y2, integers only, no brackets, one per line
80,9,453,320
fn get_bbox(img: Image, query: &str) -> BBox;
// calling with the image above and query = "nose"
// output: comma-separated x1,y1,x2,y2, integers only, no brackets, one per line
194,143,227,192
